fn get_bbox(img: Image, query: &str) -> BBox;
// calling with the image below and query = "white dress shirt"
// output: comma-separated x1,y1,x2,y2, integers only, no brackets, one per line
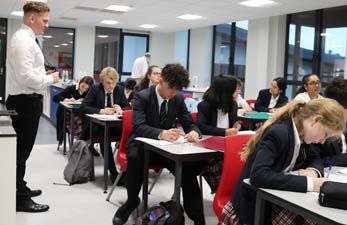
294,92,323,102
216,109,229,129
131,56,148,79
268,95,279,109
236,94,250,108
7,24,53,95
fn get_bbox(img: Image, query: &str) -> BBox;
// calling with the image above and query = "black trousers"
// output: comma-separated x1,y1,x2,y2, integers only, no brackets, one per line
81,122,121,179
125,141,206,225
6,94,43,203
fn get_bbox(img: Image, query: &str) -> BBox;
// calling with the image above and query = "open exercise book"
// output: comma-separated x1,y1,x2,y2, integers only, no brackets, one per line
135,136,187,146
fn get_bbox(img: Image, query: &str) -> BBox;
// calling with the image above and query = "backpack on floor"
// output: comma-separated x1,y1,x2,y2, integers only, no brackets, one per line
63,140,94,185
135,200,184,225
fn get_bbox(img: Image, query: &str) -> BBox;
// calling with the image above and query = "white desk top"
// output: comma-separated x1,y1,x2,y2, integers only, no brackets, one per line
86,113,122,121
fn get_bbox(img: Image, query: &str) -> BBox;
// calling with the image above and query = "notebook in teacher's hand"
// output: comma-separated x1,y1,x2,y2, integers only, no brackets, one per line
196,136,225,152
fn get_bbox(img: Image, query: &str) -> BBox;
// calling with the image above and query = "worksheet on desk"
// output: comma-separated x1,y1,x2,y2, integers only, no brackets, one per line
91,114,122,120
135,136,187,146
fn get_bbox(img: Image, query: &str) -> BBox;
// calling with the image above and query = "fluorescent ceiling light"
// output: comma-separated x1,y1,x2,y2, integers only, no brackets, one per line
53,45,60,48
105,5,133,12
239,0,276,7
177,14,202,20
100,20,119,25
97,35,109,38
10,11,23,17
61,43,68,46
139,24,157,29
43,35,53,38
66,32,74,36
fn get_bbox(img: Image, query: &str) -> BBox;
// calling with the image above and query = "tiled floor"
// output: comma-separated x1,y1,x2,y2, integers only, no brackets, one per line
16,117,218,225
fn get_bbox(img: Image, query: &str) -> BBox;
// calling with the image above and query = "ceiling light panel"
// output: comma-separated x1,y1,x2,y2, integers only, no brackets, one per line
10,11,23,17
139,24,158,29
177,14,203,20
105,5,133,12
239,0,277,7
100,20,119,25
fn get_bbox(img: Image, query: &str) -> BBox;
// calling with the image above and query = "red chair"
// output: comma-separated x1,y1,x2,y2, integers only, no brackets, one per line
182,93,193,98
246,99,256,111
213,133,253,225
106,110,163,201
191,111,198,122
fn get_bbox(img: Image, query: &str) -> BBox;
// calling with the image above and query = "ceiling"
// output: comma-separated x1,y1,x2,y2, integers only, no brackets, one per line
1,0,347,32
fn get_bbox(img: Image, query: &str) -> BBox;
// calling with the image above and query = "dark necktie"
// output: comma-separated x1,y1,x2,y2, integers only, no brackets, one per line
106,93,112,108
160,100,167,128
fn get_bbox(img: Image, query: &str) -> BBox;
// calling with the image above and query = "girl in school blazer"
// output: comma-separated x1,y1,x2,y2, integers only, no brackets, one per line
197,75,241,192
221,99,345,225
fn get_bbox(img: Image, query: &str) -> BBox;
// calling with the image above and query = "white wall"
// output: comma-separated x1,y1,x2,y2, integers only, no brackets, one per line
149,32,175,67
244,15,287,99
73,26,95,79
189,27,213,88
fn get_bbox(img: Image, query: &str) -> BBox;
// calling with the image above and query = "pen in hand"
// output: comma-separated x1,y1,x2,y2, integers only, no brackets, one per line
326,165,332,178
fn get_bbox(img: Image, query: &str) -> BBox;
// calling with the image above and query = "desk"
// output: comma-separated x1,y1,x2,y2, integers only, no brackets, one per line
60,102,81,155
237,112,271,130
86,114,122,193
250,168,347,225
139,138,219,211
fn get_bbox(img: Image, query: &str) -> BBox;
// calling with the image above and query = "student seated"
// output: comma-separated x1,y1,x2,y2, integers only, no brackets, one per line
53,76,94,145
135,65,161,92
254,77,288,112
235,78,252,114
112,64,205,225
221,99,345,225
80,67,130,183
294,74,323,102
318,78,347,166
122,78,136,103
197,75,241,192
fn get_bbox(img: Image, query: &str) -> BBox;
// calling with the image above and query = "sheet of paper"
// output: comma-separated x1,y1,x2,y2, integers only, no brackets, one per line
338,168,347,175
91,114,122,121
135,136,187,146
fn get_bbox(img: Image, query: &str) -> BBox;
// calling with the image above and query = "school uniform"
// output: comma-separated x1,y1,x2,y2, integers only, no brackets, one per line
318,131,347,167
80,83,131,181
197,100,239,192
225,118,323,225
53,85,87,143
255,89,288,112
116,85,206,225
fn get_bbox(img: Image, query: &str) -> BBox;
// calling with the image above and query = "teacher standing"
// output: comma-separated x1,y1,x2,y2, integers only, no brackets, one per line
6,1,59,213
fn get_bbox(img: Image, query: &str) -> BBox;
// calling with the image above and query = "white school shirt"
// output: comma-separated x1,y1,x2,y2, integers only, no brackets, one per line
131,56,148,79
216,109,229,129
294,92,323,103
236,94,250,108
268,95,279,109
7,24,53,95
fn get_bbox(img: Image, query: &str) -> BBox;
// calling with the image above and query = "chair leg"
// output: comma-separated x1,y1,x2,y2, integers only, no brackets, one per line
148,169,163,195
106,171,123,201
199,174,203,198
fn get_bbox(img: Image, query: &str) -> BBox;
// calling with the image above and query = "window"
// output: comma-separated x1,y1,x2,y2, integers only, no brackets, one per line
42,27,75,79
94,27,120,79
212,21,248,92
119,32,149,80
0,18,6,103
284,6,347,99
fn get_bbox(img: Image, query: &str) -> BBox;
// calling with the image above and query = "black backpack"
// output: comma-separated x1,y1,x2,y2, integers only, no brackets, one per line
63,140,94,185
135,200,184,225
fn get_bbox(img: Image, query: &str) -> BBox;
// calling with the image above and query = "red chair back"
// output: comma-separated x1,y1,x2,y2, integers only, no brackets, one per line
116,110,133,172
213,133,253,224
182,93,193,98
191,111,198,122
246,99,256,111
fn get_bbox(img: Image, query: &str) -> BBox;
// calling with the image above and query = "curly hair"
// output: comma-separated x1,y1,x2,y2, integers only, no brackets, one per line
325,78,347,109
161,64,189,90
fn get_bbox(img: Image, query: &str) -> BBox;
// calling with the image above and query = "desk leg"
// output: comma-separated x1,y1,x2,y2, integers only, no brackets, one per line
63,107,67,155
70,110,75,152
103,125,109,193
174,161,182,204
254,191,272,225
143,148,149,212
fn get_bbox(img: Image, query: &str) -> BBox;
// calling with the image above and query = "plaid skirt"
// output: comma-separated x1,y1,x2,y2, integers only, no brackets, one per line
65,111,83,139
201,154,223,193
221,201,319,225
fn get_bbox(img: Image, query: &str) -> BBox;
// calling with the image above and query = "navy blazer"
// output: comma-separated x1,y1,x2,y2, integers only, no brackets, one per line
80,83,130,114
129,85,200,143
318,132,347,167
232,118,324,225
197,100,238,136
255,89,288,112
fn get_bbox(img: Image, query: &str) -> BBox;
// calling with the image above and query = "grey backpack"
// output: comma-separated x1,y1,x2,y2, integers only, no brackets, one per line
63,140,95,185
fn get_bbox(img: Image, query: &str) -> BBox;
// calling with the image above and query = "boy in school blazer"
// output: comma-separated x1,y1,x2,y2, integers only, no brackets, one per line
112,64,205,225
80,67,130,183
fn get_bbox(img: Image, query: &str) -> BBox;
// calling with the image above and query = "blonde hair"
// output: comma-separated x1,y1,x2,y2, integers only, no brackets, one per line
99,67,119,82
241,99,345,161
23,1,50,14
